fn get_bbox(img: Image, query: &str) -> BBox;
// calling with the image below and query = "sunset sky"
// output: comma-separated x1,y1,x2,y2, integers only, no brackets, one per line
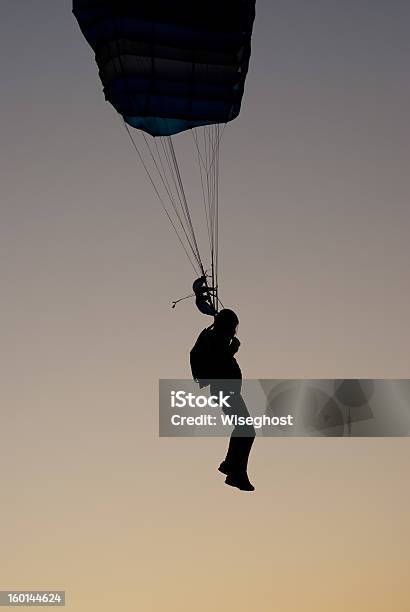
2,2,410,610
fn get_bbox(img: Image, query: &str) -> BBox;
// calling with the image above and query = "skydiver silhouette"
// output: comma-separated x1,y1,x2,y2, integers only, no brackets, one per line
192,275,217,317
190,309,255,491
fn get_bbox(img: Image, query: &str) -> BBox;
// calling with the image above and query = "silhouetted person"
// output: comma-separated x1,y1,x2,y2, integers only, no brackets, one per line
192,275,217,317
190,309,255,491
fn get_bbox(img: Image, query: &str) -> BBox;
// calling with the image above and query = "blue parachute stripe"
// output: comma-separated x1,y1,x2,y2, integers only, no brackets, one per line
105,75,238,101
110,93,237,121
81,18,244,53
124,116,215,137
97,40,238,68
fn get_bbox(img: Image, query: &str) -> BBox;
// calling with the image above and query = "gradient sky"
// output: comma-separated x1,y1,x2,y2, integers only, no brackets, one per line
1,2,410,610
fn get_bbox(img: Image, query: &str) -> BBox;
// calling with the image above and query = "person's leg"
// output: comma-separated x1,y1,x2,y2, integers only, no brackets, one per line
220,394,255,490
196,297,217,316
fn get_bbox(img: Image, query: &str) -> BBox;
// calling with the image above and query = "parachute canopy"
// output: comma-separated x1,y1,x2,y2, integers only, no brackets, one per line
72,0,256,136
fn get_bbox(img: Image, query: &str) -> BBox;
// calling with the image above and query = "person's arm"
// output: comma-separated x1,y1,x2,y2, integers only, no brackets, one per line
228,337,241,356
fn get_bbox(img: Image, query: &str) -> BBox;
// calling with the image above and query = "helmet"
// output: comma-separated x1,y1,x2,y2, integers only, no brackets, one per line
213,309,239,336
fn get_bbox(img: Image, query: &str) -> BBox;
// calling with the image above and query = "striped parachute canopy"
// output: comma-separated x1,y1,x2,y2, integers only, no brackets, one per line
72,0,256,136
